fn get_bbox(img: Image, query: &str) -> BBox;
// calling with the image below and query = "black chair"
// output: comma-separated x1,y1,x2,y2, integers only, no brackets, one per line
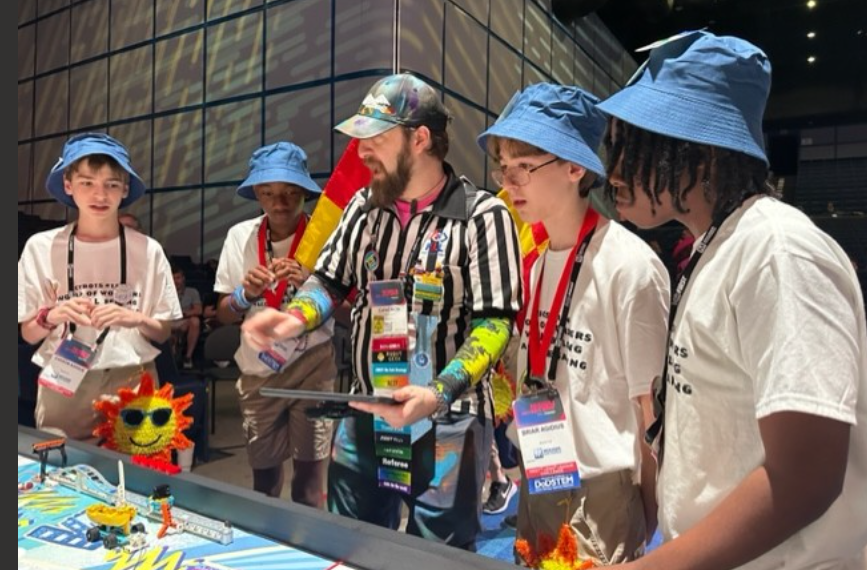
332,321,353,393
198,324,242,435
153,342,209,463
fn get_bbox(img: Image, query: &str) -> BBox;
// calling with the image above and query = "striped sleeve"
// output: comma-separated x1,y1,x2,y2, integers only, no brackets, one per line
313,192,367,299
465,195,522,320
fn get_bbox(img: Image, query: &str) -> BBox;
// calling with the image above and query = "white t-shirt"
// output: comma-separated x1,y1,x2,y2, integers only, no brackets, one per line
214,215,332,376
18,224,182,369
659,196,867,569
517,220,670,480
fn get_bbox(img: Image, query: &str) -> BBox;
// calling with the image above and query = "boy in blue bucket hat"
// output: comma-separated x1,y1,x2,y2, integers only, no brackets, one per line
599,31,867,570
18,133,182,441
479,83,670,566
213,142,336,507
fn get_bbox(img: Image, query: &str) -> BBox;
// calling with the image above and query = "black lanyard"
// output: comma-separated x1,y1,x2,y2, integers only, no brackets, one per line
645,209,735,458
367,208,439,292
526,225,597,388
66,224,128,345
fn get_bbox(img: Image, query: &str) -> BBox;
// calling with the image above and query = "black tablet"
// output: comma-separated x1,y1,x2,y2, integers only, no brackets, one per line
259,387,398,405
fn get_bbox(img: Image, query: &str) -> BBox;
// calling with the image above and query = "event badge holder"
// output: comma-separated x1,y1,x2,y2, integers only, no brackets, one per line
38,333,104,397
258,337,307,373
513,385,581,494
370,279,435,495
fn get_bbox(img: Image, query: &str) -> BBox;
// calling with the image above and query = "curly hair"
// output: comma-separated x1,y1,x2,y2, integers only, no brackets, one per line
603,120,777,218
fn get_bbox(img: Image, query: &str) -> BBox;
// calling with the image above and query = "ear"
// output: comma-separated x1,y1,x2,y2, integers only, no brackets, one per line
64,178,74,196
567,162,587,184
412,126,433,156
123,184,130,199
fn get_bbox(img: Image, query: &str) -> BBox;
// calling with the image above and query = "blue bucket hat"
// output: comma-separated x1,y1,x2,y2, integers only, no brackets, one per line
597,31,771,164
334,73,449,140
45,133,146,209
237,142,322,200
477,83,607,178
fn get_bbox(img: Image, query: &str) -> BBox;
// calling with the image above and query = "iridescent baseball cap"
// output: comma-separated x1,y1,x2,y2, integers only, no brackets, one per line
334,73,450,139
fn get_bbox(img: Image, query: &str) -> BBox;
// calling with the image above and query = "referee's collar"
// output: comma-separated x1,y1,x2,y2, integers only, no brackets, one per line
361,162,471,221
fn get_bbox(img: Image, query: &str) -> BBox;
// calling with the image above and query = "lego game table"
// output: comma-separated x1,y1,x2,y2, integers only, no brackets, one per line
18,426,514,570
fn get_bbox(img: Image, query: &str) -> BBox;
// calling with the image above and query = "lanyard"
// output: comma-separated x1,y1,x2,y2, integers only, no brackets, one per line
66,224,127,345
527,208,599,384
645,208,736,453
257,215,307,308
366,208,439,288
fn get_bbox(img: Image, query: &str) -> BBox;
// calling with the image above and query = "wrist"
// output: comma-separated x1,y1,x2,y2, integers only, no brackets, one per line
35,307,58,331
242,288,259,303
426,381,451,420
230,286,253,313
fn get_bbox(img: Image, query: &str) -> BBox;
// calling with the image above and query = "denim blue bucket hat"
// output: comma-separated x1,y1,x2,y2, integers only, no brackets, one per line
45,133,146,209
237,142,322,200
597,31,771,164
477,83,607,178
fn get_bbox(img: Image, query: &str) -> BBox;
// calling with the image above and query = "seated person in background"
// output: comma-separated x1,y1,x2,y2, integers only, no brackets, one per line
171,266,202,369
201,289,221,333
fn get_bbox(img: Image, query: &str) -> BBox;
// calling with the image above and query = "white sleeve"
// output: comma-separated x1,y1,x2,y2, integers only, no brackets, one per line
150,245,183,321
615,256,671,400
214,225,245,295
734,251,860,424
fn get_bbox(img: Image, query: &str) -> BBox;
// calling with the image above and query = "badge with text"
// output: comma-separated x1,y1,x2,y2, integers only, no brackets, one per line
258,337,305,373
513,390,581,494
38,338,97,397
370,280,410,395
411,267,444,305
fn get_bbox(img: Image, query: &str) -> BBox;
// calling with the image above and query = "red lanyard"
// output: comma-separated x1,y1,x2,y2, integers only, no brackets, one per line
528,208,599,381
257,215,307,308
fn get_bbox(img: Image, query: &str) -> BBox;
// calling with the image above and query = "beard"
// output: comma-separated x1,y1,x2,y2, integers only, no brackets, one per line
367,145,413,208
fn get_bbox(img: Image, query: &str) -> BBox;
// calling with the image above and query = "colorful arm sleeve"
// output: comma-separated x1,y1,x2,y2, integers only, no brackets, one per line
284,276,344,332
431,317,512,404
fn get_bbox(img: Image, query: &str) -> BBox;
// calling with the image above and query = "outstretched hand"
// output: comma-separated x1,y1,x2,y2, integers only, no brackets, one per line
241,308,305,351
350,385,439,428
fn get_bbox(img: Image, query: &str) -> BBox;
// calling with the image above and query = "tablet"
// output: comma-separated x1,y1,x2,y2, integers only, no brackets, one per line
259,387,398,405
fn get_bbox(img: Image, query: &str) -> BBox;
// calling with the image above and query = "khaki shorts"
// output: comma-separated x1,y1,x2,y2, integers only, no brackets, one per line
517,468,646,566
237,341,336,468
36,362,158,442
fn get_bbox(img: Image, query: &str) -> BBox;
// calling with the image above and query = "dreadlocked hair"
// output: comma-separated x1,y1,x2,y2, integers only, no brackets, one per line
603,120,777,219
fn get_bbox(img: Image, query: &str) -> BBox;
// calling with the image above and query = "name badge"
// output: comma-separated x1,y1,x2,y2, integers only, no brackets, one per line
38,338,97,397
370,280,409,395
513,389,581,494
258,337,306,373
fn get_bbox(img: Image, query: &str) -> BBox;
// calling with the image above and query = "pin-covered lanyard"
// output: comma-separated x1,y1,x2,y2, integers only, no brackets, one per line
645,207,736,455
257,215,307,308
66,224,127,345
527,208,599,386
365,208,439,287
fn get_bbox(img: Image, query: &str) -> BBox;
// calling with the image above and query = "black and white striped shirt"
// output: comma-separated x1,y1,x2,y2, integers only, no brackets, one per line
315,164,522,415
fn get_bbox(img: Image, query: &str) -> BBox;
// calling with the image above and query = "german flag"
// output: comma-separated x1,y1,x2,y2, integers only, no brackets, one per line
295,139,371,271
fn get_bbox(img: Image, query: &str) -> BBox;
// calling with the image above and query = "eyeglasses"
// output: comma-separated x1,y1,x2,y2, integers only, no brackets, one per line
491,157,559,187
120,408,173,427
